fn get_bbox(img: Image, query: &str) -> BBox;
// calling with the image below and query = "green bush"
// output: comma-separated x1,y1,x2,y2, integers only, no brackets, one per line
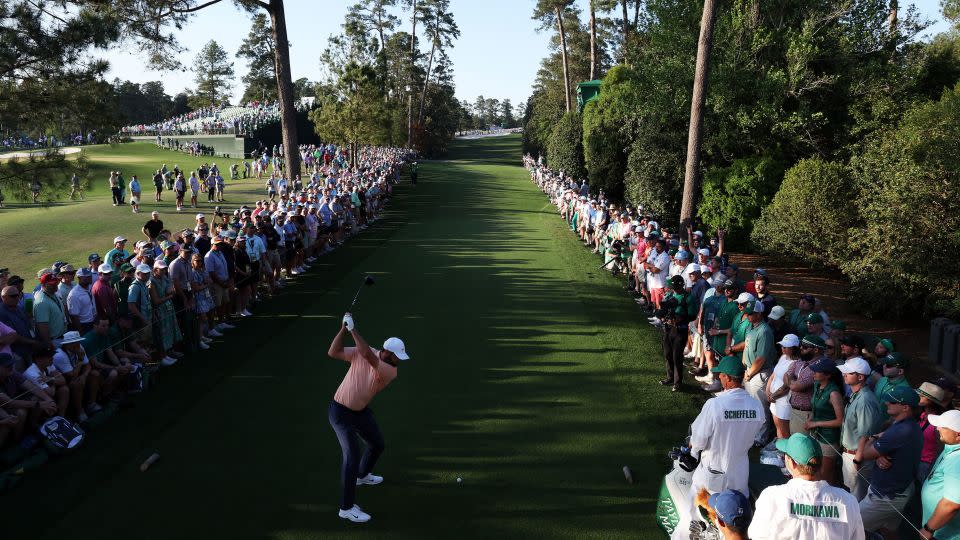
582,66,644,199
845,84,960,319
623,139,684,218
546,111,586,179
698,156,784,242
751,158,858,268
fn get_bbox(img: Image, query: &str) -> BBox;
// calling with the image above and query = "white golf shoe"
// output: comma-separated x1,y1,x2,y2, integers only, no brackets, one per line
356,473,383,486
338,504,371,523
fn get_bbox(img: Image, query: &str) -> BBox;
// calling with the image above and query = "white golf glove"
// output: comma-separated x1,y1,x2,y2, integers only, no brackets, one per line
343,313,355,331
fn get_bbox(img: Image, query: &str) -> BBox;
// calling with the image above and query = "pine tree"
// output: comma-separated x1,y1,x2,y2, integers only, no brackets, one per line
192,40,235,108
238,13,277,103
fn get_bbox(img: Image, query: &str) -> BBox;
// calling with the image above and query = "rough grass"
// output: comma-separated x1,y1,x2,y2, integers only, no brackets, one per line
1,135,698,539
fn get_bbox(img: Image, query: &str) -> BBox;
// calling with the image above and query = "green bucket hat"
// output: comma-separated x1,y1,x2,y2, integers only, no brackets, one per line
711,356,745,377
776,433,822,466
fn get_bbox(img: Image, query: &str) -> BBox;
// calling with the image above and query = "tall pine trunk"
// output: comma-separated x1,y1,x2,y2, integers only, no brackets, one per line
589,0,597,80
621,0,629,64
418,11,441,126
407,0,418,148
556,6,571,113
679,0,717,230
268,0,300,180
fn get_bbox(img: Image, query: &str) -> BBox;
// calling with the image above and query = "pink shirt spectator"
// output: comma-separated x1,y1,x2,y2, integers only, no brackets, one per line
919,411,944,464
91,277,118,320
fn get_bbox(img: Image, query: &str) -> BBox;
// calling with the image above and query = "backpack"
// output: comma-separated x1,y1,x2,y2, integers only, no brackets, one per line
39,416,85,453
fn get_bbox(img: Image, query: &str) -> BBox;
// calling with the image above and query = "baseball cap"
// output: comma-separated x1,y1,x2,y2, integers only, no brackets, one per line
800,293,816,303
884,385,920,406
736,292,755,304
76,268,93,278
711,356,745,377
743,300,764,314
928,410,960,433
674,250,690,260
693,230,704,238
776,433,822,465
805,313,824,324
382,337,409,361
697,248,710,257
801,335,826,349
917,382,950,408
830,319,847,331
777,334,800,348
59,264,76,274
878,338,896,352
153,260,168,270
40,273,59,285
809,357,837,373
708,490,750,526
7,275,23,286
114,235,127,244
196,213,205,219
120,263,134,273
840,335,864,348
135,264,151,274
837,357,872,376
768,305,786,321
880,351,909,369
88,253,101,262
212,235,226,244
754,268,767,276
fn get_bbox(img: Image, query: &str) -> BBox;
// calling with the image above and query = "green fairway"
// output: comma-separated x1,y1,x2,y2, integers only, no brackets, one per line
0,143,265,279
2,135,701,539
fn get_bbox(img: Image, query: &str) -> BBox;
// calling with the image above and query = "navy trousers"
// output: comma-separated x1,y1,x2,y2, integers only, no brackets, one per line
328,400,385,510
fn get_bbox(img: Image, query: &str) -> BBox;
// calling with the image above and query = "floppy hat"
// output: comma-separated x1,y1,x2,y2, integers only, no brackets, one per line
928,410,960,433
61,330,84,345
837,357,872,376
382,337,409,361
917,382,950,408
776,433,822,465
777,334,800,348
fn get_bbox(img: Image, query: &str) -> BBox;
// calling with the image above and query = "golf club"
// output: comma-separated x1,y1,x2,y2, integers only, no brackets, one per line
348,275,376,311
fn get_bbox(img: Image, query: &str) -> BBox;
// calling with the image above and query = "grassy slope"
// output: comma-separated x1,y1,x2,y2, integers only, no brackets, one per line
2,135,700,539
0,143,264,279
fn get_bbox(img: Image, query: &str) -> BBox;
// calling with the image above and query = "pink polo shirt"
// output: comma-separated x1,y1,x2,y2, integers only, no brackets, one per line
333,347,397,411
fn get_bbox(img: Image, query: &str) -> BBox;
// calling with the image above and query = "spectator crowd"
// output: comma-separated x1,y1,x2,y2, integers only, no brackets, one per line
121,100,314,138
524,154,960,540
0,143,413,471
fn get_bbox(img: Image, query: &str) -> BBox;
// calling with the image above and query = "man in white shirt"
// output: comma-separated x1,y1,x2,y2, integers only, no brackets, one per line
685,357,765,524
22,346,68,417
748,433,864,539
67,268,97,334
53,331,101,422
645,238,670,309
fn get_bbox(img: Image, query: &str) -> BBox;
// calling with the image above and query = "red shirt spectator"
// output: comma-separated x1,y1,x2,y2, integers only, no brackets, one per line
91,267,118,321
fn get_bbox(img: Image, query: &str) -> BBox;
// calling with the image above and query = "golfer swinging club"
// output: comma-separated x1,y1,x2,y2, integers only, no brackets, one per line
327,311,409,523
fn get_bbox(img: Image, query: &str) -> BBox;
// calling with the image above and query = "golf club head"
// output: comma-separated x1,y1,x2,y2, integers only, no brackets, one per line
363,275,375,286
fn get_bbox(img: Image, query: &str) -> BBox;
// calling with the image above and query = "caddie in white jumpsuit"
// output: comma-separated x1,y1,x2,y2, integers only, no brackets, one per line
673,356,764,539
748,433,865,540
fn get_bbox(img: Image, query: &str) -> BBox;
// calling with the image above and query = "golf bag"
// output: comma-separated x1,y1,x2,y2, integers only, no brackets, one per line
39,416,85,454
658,438,720,540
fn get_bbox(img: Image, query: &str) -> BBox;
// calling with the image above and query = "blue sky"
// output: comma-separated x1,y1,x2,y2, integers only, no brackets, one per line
101,0,951,111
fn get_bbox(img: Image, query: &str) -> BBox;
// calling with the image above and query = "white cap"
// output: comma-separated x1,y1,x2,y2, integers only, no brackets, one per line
382,337,409,361
768,305,786,321
837,357,872,376
97,263,113,273
736,292,755,304
700,264,711,274
114,235,127,244
153,260,168,269
928,410,960,433
196,213,205,219
777,334,800,348
136,263,152,274
693,230,703,237
61,330,84,345
697,248,711,257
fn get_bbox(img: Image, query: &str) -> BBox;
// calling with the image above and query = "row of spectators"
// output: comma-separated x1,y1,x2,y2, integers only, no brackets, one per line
524,154,960,540
0,144,413,463
121,101,314,138
2,133,96,149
